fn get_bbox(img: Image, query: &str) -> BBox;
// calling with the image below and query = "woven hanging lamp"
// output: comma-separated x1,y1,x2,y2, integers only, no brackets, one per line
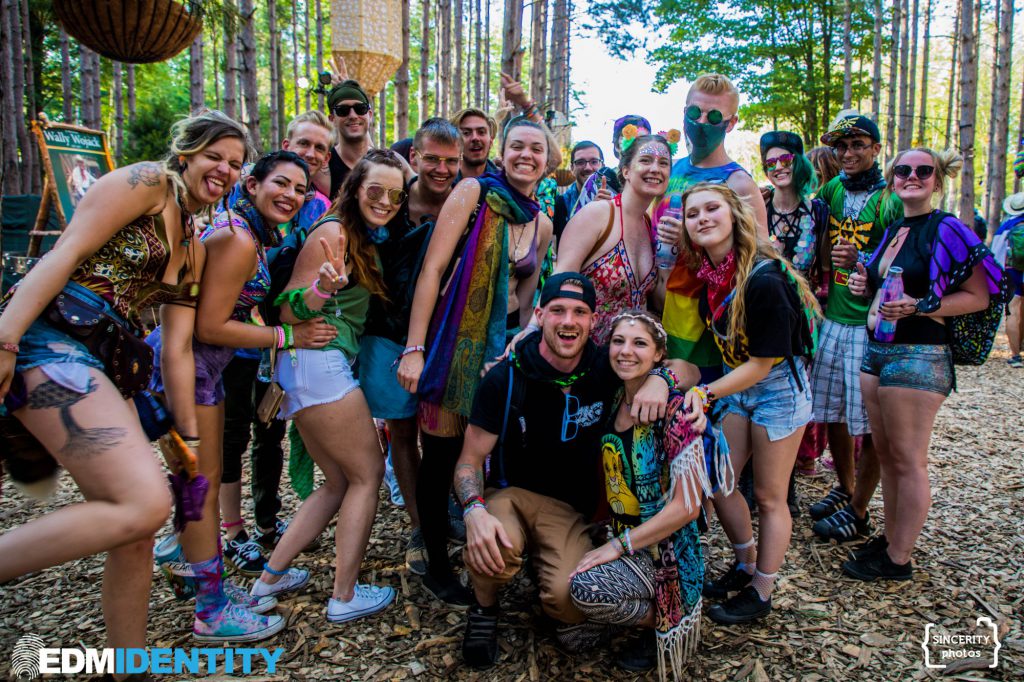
53,0,204,64
331,0,402,98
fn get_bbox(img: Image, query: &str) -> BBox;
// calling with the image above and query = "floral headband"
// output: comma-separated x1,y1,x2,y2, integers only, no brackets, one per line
619,127,680,157
609,310,669,348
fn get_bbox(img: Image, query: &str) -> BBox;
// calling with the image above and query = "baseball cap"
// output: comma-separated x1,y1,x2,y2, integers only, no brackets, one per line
539,272,597,311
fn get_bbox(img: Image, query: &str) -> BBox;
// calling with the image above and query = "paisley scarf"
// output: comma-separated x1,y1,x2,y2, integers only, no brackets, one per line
231,196,281,249
418,172,540,416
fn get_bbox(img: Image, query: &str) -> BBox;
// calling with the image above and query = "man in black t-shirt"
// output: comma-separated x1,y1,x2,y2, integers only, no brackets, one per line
453,274,680,668
315,79,373,199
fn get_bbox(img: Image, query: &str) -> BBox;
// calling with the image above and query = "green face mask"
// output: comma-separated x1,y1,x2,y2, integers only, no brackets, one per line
684,118,729,163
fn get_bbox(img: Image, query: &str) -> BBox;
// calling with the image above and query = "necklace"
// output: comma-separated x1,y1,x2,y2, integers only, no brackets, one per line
508,218,535,267
888,226,910,250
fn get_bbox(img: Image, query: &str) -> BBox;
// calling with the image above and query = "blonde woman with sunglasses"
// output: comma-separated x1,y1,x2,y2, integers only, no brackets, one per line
251,149,407,624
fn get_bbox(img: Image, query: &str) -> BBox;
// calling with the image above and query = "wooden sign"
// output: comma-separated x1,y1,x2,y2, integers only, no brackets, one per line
29,119,115,256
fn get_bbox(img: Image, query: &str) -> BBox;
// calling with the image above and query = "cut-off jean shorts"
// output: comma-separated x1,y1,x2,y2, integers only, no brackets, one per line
273,348,360,420
860,341,954,396
718,359,813,442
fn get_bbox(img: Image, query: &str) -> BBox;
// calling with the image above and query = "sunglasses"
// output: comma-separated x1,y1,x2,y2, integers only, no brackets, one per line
685,105,725,125
832,141,871,154
333,102,370,117
763,153,795,173
363,183,407,205
893,164,935,180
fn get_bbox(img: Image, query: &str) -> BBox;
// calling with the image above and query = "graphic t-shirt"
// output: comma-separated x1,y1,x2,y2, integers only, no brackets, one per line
656,157,750,368
817,176,902,324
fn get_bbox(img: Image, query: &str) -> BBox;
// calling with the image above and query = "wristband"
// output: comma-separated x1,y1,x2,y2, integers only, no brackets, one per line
0,342,19,354
401,345,425,358
648,366,678,391
310,278,331,299
462,494,486,508
274,326,286,349
277,288,321,321
283,323,294,349
618,528,634,556
462,501,487,518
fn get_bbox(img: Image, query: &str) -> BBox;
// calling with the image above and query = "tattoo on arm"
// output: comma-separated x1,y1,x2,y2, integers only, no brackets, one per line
27,377,127,458
454,462,484,506
126,162,164,189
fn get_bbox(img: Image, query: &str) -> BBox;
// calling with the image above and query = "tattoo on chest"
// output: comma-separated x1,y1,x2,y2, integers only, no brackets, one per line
27,378,127,458
127,162,163,189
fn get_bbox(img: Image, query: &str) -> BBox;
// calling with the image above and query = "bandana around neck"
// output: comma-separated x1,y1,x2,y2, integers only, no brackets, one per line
233,196,281,248
696,249,737,317
839,162,885,193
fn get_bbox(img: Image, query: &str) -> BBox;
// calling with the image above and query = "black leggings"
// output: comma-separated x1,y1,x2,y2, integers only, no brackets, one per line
416,432,463,581
221,355,286,530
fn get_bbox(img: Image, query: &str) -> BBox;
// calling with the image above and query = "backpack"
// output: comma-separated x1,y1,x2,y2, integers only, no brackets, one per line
1009,223,1024,271
260,215,331,325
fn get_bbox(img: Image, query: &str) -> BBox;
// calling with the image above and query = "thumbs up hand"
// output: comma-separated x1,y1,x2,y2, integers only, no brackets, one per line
848,261,868,297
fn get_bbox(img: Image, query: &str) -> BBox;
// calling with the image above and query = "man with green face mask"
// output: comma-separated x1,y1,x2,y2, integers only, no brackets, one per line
656,74,768,384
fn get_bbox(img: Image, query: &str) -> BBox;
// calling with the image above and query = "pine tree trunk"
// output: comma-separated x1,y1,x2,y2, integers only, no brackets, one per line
19,0,37,191
239,0,261,150
454,0,463,111
897,0,910,149
916,0,930,145
304,0,311,111
548,0,566,114
126,64,136,125
434,0,441,114
60,28,74,122
957,0,978,224
530,0,547,105
440,0,451,117
211,22,220,107
113,61,124,164
501,0,523,82
189,35,205,113
986,0,1013,227
1016,77,1024,193
842,0,852,108
484,0,491,111
91,51,101,127
871,0,882,121
886,0,900,158
473,0,482,106
944,0,959,148
420,0,430,119
465,0,472,102
8,0,29,191
1,0,21,194
223,8,238,119
396,0,410,139
906,0,918,145
983,0,1002,224
316,0,325,111
291,2,300,115
379,88,387,147
79,44,97,129
269,0,281,144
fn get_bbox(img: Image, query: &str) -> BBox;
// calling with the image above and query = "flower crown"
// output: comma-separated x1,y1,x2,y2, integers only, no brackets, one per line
618,126,680,156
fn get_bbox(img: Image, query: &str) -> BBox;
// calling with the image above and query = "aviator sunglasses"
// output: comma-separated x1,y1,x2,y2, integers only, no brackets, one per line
893,164,935,181
763,153,794,173
685,105,725,125
333,102,370,117
363,183,407,205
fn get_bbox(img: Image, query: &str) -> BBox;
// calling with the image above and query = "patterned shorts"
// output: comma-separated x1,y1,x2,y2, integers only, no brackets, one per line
810,319,871,436
860,341,954,396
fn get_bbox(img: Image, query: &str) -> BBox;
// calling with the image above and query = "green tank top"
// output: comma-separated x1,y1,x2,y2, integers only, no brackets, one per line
318,279,370,359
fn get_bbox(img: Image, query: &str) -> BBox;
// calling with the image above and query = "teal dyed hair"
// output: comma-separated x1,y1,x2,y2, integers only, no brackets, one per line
790,153,818,200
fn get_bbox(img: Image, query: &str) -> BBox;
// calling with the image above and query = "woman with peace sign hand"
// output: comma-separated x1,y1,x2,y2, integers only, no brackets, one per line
252,149,406,624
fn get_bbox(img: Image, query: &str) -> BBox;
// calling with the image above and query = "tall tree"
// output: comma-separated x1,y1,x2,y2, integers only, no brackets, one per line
1016,78,1024,193
944,0,960,148
304,0,312,110
454,0,463,110
484,0,491,112
886,0,901,157
916,0,930,145
291,1,300,114
126,64,136,126
440,0,451,116
316,0,325,111
79,44,98,129
396,0,410,138
1,0,21,194
113,62,124,163
60,28,74,122
549,0,567,114
986,0,1014,226
223,8,238,119
8,0,30,190
19,0,37,191
906,0,918,144
239,0,261,149
530,0,547,105
420,0,431,119
842,0,852,108
957,0,978,224
379,88,387,146
871,0,882,121
473,0,482,106
896,0,910,149
189,35,205,112
502,0,524,81
268,0,281,143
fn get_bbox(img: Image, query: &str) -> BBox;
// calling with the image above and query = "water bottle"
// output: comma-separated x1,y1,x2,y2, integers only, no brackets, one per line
656,195,682,269
874,266,904,343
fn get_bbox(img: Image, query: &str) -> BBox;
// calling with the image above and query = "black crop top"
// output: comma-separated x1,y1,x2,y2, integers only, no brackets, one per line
866,212,949,345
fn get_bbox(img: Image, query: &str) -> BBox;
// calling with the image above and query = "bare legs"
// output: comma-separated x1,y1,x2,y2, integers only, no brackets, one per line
179,404,225,565
387,416,421,528
824,422,880,518
860,375,945,564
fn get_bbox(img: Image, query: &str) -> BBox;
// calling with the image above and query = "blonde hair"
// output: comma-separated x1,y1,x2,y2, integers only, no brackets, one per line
884,147,963,202
680,182,820,349
687,74,740,113
285,110,331,140
166,109,253,206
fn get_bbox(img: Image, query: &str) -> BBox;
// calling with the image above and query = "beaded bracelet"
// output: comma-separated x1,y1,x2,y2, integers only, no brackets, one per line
310,278,331,299
274,326,286,349
648,366,678,391
401,345,426,358
688,383,715,413
618,528,635,556
283,323,294,349
0,342,19,354
462,501,487,518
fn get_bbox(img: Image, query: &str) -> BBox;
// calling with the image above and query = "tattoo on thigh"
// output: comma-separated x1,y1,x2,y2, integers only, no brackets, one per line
126,162,163,189
27,378,127,458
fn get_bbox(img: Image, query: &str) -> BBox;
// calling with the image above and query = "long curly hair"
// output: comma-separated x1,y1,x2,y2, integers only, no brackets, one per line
328,148,404,299
679,182,820,349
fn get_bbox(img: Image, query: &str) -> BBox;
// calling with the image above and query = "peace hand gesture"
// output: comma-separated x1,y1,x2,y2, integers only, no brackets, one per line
318,234,348,294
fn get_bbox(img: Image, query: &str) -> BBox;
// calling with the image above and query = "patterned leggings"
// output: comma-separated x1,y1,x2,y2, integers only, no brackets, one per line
569,550,655,626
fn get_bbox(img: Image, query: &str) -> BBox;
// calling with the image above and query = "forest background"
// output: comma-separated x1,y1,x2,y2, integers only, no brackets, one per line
0,0,1022,231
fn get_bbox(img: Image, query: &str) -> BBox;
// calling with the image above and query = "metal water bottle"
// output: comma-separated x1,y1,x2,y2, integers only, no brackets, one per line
874,266,904,343
656,195,683,269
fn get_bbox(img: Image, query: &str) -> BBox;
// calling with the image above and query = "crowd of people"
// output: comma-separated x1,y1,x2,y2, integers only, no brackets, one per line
0,69,1012,681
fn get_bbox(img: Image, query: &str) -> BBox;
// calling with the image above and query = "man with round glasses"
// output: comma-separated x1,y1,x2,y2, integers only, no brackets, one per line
319,79,374,199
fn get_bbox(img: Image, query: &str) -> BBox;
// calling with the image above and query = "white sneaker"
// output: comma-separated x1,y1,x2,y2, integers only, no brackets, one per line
251,567,311,598
327,584,396,623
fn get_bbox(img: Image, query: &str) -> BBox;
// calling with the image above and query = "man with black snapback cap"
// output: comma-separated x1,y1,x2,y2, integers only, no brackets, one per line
318,79,373,199
451,273,692,668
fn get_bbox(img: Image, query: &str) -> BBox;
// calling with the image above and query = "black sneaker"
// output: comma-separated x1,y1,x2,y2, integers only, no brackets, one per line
809,486,851,521
707,586,772,624
616,630,656,672
702,561,754,599
812,506,873,543
253,519,321,553
422,573,474,608
462,604,499,668
849,535,888,561
842,550,912,582
223,530,266,577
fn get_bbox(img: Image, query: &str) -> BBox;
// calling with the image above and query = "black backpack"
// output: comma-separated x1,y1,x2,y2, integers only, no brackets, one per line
260,216,332,326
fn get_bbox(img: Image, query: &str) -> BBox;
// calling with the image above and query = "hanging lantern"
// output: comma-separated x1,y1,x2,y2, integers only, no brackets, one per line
331,0,402,98
53,0,203,64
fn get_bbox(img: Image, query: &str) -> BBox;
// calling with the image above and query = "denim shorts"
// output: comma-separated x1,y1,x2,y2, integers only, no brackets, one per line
860,341,953,396
273,348,360,419
357,335,418,420
719,360,812,442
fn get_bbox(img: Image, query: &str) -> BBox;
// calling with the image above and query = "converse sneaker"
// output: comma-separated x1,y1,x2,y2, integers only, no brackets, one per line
224,580,277,614
224,530,266,577
193,602,285,643
707,586,772,624
253,519,289,551
251,567,311,599
842,550,912,582
812,506,873,543
849,534,889,561
326,584,396,623
702,562,754,600
405,527,427,576
462,603,500,669
809,486,851,521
